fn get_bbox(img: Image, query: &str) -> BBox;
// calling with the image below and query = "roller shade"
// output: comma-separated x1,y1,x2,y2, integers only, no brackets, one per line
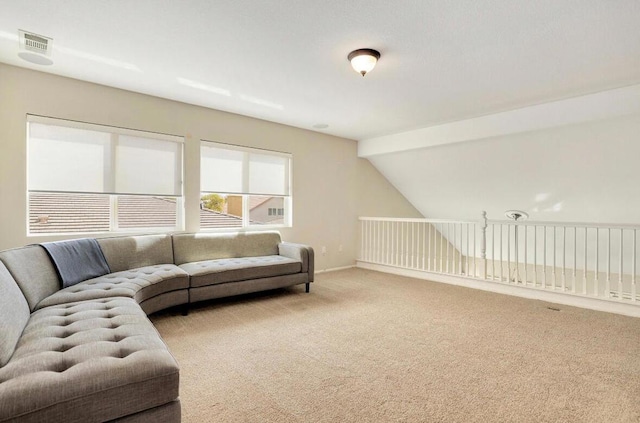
115,135,182,196
28,118,183,197
200,145,244,194
249,153,288,196
201,141,291,196
29,123,110,193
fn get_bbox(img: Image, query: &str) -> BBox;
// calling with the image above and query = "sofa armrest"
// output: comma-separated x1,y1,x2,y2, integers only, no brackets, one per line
278,242,314,282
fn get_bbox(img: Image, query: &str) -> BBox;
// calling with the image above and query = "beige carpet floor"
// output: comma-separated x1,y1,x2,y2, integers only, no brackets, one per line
150,268,640,422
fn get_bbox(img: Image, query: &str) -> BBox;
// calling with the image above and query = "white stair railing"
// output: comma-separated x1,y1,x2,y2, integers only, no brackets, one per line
358,214,640,304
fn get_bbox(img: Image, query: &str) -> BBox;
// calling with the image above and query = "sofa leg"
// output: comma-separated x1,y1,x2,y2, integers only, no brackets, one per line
305,283,310,293
181,304,189,316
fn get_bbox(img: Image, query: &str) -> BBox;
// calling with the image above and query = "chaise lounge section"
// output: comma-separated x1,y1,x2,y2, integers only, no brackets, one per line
0,231,314,422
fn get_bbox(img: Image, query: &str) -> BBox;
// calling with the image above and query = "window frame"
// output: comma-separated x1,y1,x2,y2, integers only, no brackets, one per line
200,140,293,231
26,115,185,236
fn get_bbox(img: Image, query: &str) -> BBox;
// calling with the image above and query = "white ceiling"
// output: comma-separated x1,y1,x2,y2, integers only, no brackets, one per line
1,0,639,141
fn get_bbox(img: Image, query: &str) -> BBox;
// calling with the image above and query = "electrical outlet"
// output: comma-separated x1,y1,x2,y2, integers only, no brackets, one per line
338,244,343,252
321,246,327,255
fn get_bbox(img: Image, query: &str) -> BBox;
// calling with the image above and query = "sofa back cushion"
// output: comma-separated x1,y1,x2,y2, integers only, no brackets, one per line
172,231,281,265
0,246,60,311
0,261,31,367
98,234,174,273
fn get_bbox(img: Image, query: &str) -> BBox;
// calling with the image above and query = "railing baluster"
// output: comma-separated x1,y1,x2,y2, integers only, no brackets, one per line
408,222,412,268
410,222,413,268
439,223,443,273
633,230,637,302
433,223,441,272
380,221,384,264
366,220,370,262
387,221,391,265
399,222,404,267
392,221,396,266
562,227,566,292
607,228,611,298
373,221,380,263
490,224,494,280
543,226,547,289
372,220,376,263
427,223,432,271
467,223,471,276
507,224,511,283
411,222,415,268
386,221,390,265
378,221,382,264
619,228,624,300
473,223,478,278
583,227,587,295
533,225,537,287
552,227,557,290
422,223,426,270
595,228,599,297
524,225,528,285
405,222,409,268
500,224,503,282
458,223,462,275
371,220,375,262
572,227,577,294
372,221,376,263
447,222,451,273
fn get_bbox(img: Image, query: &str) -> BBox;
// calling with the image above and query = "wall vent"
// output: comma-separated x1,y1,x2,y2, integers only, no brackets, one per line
19,30,53,56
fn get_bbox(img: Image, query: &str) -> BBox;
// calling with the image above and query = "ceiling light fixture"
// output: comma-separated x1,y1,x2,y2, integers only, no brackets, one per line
348,48,380,77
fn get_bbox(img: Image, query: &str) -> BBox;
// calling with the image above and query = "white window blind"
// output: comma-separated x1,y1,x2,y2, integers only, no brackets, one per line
28,117,183,197
201,142,291,196
115,135,182,196
201,145,244,194
28,124,111,193
249,153,288,196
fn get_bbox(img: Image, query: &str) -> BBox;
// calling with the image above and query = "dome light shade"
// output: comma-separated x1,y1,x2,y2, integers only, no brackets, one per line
348,48,380,76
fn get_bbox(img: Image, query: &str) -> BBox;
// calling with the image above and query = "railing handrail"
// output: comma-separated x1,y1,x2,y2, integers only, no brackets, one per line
360,216,640,231
488,219,640,230
359,217,476,224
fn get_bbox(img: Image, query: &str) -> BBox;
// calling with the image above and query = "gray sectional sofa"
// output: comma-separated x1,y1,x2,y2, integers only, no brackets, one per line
0,231,314,423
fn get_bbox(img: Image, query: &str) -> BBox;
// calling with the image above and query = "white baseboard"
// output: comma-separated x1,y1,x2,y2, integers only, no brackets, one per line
356,261,640,318
316,265,356,274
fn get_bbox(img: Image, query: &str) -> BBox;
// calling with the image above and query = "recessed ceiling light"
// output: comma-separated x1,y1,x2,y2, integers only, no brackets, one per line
312,124,329,129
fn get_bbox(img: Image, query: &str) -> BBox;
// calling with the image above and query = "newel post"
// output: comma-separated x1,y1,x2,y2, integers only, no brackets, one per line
481,211,488,280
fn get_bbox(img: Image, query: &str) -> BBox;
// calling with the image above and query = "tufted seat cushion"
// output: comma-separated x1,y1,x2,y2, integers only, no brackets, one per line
35,265,189,311
0,297,179,423
180,255,302,288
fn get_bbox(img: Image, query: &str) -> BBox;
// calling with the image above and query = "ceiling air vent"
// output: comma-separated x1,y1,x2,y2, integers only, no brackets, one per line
17,30,54,65
19,30,53,56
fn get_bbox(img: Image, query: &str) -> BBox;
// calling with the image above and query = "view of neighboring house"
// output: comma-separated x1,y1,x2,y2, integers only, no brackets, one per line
202,194,283,226
249,196,285,224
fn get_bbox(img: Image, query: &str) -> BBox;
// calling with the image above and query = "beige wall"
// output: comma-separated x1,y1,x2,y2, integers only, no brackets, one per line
0,63,421,270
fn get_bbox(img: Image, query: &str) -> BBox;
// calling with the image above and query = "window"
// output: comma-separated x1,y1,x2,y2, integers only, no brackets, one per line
268,207,284,217
200,141,291,229
27,116,184,235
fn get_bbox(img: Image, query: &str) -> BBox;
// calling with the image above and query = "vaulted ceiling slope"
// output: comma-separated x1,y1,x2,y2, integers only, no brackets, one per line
0,1,639,141
366,107,640,224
